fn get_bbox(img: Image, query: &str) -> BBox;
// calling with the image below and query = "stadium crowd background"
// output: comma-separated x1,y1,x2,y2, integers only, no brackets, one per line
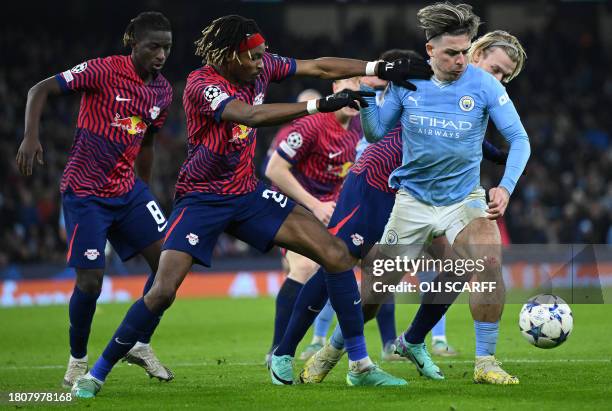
1,1,610,272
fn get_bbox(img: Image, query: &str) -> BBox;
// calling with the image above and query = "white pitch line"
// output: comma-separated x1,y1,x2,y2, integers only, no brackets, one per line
2,358,611,371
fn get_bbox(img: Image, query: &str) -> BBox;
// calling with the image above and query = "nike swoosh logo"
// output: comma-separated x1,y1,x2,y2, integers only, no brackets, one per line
409,352,424,368
157,222,168,232
116,95,131,102
307,305,321,313
328,151,343,159
271,369,293,385
353,299,361,305
114,337,132,346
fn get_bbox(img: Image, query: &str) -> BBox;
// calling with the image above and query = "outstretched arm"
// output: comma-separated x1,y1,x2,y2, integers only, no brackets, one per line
295,58,370,80
220,89,373,127
295,56,432,85
16,76,63,176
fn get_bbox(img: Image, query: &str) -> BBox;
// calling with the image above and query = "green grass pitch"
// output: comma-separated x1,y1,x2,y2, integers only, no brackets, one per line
1,298,611,410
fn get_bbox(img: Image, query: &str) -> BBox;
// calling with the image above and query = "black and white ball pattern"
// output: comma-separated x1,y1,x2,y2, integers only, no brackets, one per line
204,85,222,102
286,132,303,149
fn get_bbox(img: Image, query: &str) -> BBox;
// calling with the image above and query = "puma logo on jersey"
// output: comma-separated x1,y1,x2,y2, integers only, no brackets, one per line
408,96,420,107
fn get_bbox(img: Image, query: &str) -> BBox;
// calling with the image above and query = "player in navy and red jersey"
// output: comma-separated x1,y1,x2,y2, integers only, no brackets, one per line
264,78,361,359
16,12,175,388
74,15,435,397
262,88,323,175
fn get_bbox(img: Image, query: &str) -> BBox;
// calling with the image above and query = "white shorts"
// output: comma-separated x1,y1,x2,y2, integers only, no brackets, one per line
381,186,488,250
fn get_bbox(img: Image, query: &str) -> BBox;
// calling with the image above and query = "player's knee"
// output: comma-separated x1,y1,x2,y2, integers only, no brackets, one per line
288,261,318,283
478,254,502,277
75,271,103,295
320,239,354,273
145,283,177,313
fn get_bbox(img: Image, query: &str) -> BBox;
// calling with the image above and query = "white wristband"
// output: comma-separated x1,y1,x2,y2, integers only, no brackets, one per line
306,99,319,115
365,61,379,76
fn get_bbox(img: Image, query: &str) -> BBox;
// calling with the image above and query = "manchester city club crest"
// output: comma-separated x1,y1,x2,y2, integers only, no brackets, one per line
459,95,475,112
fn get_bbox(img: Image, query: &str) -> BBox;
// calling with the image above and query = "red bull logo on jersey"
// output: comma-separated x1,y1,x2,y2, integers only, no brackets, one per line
230,123,252,143
111,114,148,135
328,161,354,178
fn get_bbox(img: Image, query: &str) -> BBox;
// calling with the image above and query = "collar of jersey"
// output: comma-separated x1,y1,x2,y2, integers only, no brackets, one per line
431,75,455,89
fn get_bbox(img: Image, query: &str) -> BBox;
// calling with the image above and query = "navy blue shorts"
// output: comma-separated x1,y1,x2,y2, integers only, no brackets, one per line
62,179,167,269
327,172,395,258
162,183,296,267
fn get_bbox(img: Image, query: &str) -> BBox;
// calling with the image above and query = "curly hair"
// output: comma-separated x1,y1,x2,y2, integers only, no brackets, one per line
194,15,263,65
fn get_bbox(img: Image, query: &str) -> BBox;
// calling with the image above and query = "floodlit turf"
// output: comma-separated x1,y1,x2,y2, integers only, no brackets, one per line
1,298,611,410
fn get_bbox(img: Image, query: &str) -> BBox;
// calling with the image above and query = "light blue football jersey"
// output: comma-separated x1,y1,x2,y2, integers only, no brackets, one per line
360,64,530,206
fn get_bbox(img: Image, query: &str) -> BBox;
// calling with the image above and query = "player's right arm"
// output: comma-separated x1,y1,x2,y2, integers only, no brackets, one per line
18,58,109,176
359,78,403,143
16,77,62,176
220,90,373,127
265,152,335,225
266,123,335,224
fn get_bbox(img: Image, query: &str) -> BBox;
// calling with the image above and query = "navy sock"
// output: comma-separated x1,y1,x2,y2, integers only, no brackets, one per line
326,269,367,361
376,302,397,347
405,271,464,344
404,303,450,344
90,298,161,382
68,286,100,359
271,278,303,350
138,273,158,344
275,269,328,356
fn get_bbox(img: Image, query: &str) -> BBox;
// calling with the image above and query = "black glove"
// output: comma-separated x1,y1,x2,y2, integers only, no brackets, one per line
376,57,433,90
317,89,375,112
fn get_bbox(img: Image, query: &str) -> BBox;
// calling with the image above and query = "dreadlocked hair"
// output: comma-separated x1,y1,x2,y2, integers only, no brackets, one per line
417,2,481,42
194,15,263,65
469,30,527,83
123,11,171,47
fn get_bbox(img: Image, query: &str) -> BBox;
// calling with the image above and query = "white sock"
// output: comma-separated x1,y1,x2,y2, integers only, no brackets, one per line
312,336,326,345
70,354,88,362
133,341,149,349
349,356,374,373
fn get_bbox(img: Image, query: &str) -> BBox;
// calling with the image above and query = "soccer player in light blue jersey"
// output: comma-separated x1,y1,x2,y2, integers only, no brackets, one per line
299,31,528,385
360,3,530,385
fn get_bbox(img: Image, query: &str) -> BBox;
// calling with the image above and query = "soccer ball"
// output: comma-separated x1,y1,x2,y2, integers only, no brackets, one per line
519,294,573,349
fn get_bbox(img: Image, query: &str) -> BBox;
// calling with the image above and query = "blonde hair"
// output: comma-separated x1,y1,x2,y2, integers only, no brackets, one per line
417,2,481,41
469,30,527,83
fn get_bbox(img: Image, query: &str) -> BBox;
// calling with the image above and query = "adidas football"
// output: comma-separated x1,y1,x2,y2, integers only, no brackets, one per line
519,294,573,349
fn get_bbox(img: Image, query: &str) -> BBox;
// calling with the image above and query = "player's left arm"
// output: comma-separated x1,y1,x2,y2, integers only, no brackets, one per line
136,128,155,185
486,81,531,219
294,57,432,85
136,91,171,186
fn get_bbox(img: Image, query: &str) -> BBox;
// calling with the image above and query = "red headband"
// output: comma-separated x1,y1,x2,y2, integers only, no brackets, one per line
238,33,265,52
